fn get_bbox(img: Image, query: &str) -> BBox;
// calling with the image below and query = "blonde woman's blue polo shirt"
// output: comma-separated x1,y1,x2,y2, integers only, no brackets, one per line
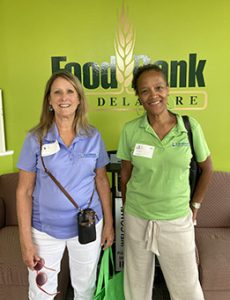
117,113,210,220
17,124,109,239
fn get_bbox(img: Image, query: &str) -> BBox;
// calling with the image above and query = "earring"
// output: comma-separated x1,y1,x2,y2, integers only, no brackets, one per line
48,105,53,112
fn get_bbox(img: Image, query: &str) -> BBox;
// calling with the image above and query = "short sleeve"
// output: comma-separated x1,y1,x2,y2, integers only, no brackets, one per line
17,133,39,172
117,124,132,161
95,132,109,169
189,117,210,162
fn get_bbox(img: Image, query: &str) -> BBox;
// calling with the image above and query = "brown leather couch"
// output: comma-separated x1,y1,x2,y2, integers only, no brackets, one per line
0,172,70,300
196,171,230,300
1,171,230,299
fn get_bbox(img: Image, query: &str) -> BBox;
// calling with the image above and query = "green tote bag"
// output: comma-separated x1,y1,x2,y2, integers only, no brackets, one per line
93,247,125,300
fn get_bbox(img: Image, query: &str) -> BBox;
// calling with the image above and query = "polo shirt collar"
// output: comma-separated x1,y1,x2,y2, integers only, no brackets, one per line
43,123,59,142
44,123,89,145
140,113,150,129
176,114,188,134
139,111,188,135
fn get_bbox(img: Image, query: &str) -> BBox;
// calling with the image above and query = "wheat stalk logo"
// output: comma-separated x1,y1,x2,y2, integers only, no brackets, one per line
115,5,135,93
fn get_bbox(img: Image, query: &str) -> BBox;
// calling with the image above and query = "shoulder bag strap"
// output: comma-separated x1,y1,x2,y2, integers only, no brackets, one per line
40,153,80,210
182,115,197,160
40,141,95,210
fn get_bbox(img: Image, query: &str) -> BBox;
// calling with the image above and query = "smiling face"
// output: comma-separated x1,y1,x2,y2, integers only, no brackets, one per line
49,77,80,120
137,70,169,117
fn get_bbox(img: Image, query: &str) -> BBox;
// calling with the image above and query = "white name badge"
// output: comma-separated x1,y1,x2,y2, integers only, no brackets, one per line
133,143,155,158
41,140,60,157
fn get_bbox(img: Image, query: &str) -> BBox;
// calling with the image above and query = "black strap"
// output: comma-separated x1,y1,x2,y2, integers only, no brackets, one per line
40,141,94,211
182,115,196,160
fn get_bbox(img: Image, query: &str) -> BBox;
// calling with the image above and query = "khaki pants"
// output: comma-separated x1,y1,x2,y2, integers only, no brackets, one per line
124,212,204,300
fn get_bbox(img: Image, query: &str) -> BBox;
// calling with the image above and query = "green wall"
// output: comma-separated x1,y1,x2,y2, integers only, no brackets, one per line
0,0,230,174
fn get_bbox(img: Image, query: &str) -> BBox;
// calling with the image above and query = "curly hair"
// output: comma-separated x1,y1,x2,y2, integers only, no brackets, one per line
132,64,168,95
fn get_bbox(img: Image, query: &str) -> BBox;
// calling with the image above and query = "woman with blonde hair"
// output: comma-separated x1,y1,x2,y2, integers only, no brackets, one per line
16,71,114,300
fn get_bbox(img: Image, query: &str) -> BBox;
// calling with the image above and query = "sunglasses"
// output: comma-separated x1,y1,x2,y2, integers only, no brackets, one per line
34,258,60,296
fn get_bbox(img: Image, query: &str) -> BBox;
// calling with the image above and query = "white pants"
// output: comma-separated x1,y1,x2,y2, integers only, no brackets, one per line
124,212,204,300
28,220,103,300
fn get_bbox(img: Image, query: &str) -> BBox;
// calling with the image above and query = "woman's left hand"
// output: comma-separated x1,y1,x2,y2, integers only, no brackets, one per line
101,223,114,250
191,207,198,225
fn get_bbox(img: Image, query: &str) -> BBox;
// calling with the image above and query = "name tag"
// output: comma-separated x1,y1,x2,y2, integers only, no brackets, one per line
41,140,60,157
133,143,154,158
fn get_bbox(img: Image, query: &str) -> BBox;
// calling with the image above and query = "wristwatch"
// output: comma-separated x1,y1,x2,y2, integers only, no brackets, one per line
191,201,201,209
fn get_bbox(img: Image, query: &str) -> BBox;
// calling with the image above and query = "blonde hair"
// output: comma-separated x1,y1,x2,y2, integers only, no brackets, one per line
30,71,90,139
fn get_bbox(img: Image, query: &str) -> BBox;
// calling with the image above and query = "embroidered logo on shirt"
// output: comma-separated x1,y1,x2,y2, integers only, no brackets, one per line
172,142,189,147
80,153,97,158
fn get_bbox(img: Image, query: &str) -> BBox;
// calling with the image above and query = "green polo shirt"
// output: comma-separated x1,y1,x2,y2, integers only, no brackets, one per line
117,112,210,220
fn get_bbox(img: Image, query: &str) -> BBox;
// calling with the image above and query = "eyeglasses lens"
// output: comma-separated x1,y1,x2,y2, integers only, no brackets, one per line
34,258,60,296
34,258,45,271
36,272,48,286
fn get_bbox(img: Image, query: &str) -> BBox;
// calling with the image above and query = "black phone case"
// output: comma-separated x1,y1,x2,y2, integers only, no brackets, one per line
77,209,96,244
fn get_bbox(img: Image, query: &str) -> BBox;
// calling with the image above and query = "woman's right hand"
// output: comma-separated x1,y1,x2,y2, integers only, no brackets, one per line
21,242,40,270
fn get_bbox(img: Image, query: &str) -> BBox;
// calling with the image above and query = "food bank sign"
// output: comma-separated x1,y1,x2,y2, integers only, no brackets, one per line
51,6,207,111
